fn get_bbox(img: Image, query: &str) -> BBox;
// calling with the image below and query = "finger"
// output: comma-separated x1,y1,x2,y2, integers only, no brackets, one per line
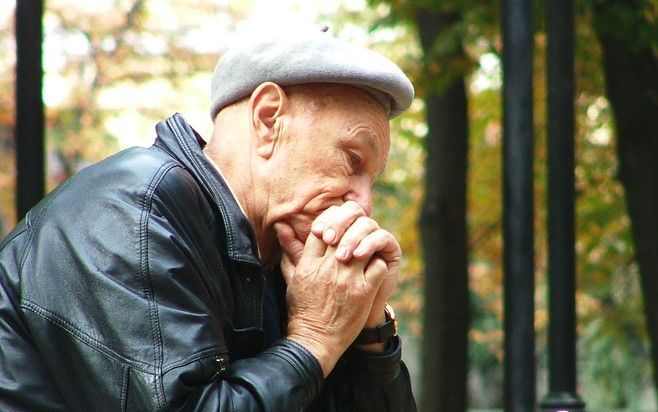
326,246,369,287
363,257,387,289
302,229,328,259
352,229,401,266
280,252,295,285
274,221,304,266
311,201,365,245
334,216,379,262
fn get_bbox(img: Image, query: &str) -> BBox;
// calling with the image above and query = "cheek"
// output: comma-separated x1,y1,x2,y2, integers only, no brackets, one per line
275,153,351,218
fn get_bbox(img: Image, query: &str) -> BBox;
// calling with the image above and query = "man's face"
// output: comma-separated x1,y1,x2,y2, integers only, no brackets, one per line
265,86,390,247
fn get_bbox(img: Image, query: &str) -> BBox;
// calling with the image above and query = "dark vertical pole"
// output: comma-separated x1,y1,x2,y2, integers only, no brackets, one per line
502,0,535,410
540,0,585,409
417,10,470,412
15,0,45,220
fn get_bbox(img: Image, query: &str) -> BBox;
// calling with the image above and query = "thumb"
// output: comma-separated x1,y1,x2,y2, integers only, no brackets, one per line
280,252,295,285
274,221,304,266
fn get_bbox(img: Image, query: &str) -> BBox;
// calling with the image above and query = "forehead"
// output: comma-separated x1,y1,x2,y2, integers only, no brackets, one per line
336,91,389,148
287,83,388,119
342,118,389,161
290,84,390,139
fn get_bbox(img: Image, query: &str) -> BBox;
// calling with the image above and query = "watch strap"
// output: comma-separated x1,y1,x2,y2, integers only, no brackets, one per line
353,305,398,345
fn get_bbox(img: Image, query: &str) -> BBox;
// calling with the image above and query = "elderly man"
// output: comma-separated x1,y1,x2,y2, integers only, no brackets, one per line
0,30,416,411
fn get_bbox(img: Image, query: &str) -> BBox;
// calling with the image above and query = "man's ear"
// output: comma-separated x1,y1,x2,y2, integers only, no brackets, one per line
248,82,288,159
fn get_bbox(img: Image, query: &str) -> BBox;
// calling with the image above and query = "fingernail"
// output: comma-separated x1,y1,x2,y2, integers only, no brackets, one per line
312,221,324,233
324,228,336,243
336,245,347,259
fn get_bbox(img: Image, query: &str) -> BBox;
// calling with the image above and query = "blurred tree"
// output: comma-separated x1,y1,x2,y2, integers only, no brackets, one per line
415,9,470,412
43,0,237,187
0,0,246,234
592,0,658,407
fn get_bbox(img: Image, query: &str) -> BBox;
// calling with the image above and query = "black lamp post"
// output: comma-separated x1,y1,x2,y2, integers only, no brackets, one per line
15,0,45,220
502,0,536,409
540,0,585,409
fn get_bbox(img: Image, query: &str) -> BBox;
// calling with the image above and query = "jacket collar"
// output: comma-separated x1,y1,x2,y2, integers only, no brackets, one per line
154,113,261,266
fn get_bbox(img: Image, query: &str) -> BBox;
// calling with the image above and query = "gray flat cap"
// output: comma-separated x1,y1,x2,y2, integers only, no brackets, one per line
210,30,414,120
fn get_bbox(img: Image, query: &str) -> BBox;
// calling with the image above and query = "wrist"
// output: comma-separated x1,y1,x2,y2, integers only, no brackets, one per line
287,331,339,378
352,304,398,352
364,305,386,328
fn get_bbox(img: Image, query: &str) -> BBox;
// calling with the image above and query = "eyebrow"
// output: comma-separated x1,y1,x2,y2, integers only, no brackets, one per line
359,131,388,178
361,131,379,153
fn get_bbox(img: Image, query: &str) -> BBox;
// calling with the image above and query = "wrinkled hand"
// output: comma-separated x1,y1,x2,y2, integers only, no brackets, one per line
311,202,400,325
274,201,401,375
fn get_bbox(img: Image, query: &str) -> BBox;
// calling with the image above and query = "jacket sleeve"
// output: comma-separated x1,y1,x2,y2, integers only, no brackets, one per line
311,337,417,412
173,340,324,412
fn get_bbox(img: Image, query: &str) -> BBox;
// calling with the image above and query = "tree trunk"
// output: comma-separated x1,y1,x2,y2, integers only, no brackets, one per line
593,1,658,406
417,11,470,412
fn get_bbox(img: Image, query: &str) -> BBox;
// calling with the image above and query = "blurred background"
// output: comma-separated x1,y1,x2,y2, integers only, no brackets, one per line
2,0,657,410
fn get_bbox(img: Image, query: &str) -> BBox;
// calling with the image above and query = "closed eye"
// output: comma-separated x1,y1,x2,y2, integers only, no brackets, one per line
348,151,362,169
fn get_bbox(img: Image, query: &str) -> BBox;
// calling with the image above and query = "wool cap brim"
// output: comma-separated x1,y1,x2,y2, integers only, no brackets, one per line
209,30,414,120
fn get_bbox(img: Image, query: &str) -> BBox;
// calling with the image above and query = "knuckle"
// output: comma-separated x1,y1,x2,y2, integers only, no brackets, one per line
374,228,389,239
369,258,388,274
317,207,337,223
377,227,392,238
375,258,387,270
382,230,400,248
338,238,356,251
356,215,378,229
344,200,365,216
369,231,388,248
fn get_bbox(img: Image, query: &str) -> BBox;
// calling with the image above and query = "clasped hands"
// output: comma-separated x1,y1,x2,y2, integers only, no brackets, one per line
274,201,401,377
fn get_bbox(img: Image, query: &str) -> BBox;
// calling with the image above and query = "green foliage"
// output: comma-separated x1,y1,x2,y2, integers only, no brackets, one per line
372,120,425,337
574,91,654,409
368,0,499,97
580,314,652,410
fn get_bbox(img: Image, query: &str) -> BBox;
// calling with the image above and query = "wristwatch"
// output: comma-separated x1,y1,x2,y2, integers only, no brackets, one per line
353,304,398,345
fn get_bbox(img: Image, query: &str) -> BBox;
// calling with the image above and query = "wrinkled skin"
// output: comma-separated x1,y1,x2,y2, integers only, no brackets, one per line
205,82,401,376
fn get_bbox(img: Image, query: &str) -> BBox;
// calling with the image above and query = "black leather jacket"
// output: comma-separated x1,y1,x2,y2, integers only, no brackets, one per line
0,114,416,411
